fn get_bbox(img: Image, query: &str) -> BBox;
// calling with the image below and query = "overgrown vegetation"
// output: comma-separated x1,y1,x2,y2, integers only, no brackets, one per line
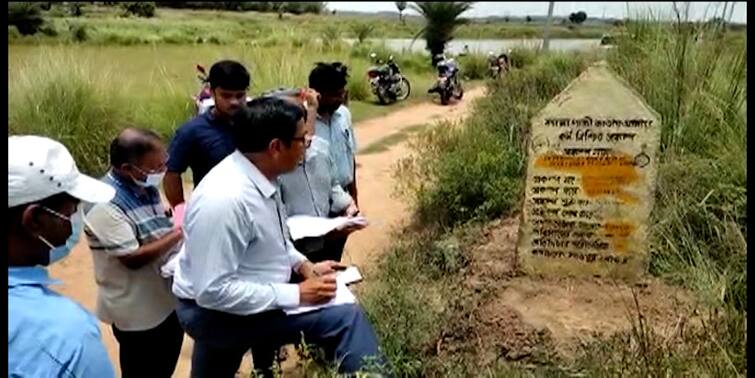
7,3,620,45
361,9,746,377
8,41,437,176
359,52,592,376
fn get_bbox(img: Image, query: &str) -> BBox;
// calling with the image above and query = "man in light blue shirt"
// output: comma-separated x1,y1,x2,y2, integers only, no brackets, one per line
171,97,388,377
270,89,363,261
309,62,361,262
8,135,117,377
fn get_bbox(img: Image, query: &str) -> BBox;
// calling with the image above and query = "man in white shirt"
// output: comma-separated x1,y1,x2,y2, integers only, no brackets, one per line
171,96,387,377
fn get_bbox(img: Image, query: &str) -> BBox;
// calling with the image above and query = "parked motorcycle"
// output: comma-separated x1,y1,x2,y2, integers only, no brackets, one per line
428,55,463,105
367,53,411,105
487,50,511,79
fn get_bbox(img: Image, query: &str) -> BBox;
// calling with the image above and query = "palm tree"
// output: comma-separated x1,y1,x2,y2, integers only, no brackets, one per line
410,2,474,65
395,1,407,23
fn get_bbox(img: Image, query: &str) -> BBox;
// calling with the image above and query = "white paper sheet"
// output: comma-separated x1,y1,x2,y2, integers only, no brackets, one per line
284,279,356,315
286,215,368,241
337,266,363,285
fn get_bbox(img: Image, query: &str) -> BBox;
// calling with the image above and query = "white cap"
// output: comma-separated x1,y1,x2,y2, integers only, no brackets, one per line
8,135,116,208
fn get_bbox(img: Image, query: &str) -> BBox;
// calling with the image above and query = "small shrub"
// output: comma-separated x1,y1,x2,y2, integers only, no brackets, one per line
39,24,58,37
8,26,22,40
321,25,341,50
121,2,156,18
350,23,375,44
70,24,88,42
8,2,44,36
457,53,488,80
347,78,370,102
508,48,536,69
68,2,85,17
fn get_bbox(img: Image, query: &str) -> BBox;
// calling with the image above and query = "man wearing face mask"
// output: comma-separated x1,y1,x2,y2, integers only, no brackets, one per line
83,128,185,378
9,135,117,377
164,59,251,209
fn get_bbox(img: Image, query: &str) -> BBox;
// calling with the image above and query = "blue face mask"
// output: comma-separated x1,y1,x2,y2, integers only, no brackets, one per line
37,207,83,265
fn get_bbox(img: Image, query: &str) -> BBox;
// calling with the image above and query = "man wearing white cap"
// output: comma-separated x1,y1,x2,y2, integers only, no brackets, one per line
8,135,117,377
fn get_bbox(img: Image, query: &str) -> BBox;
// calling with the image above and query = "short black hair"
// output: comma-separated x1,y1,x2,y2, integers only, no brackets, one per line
231,97,306,153
209,60,251,91
109,128,163,167
308,62,349,94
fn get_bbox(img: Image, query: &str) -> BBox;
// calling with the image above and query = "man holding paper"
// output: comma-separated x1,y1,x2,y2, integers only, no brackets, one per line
274,88,366,262
171,97,387,377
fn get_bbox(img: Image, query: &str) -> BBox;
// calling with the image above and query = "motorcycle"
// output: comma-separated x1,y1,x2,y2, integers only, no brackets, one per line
191,64,252,115
366,53,411,105
488,51,511,79
428,56,463,105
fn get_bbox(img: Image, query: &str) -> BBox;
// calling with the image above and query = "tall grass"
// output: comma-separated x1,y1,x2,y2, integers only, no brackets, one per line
607,15,747,311
8,42,441,175
395,51,591,229
8,49,127,175
359,53,591,376
364,10,746,377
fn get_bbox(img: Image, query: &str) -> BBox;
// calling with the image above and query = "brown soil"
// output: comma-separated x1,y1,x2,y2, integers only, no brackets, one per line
47,86,488,377
438,217,699,367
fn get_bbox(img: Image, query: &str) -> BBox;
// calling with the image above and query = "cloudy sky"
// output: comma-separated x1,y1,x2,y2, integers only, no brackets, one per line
326,2,747,23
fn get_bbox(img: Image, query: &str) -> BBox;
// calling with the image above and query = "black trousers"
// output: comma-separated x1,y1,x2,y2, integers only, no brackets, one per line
112,311,185,378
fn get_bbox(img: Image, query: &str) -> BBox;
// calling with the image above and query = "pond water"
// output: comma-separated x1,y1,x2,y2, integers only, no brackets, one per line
345,38,603,55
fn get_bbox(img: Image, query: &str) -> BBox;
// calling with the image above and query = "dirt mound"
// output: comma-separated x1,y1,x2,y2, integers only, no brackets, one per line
439,217,698,365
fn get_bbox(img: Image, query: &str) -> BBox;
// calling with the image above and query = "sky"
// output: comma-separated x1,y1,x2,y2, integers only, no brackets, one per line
325,2,748,24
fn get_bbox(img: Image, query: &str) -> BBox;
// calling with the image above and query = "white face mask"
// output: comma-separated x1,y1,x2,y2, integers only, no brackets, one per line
132,166,166,188
135,171,166,188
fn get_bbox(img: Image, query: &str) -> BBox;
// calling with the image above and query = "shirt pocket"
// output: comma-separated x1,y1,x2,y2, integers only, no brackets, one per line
341,126,356,154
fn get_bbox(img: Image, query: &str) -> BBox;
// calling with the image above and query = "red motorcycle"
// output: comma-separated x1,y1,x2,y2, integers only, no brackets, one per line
192,64,213,115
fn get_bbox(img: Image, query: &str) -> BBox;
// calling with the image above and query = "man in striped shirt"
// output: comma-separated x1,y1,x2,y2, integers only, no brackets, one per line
84,128,184,378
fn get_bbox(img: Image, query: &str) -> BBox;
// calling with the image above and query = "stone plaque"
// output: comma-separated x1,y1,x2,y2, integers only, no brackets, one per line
517,61,661,280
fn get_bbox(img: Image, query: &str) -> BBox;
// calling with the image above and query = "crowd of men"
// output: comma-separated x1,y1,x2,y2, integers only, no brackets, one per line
9,60,391,377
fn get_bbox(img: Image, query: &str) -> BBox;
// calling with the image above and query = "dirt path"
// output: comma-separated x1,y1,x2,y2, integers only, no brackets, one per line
48,86,487,377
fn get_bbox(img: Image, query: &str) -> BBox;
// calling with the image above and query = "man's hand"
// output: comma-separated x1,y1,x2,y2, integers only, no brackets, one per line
344,202,359,217
313,260,347,276
298,260,346,279
299,275,337,305
301,88,320,111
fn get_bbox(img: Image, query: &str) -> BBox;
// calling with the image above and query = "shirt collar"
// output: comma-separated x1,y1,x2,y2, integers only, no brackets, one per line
231,151,277,198
8,266,60,288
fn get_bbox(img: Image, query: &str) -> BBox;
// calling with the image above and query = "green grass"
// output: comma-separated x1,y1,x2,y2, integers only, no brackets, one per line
395,50,592,228
8,4,620,46
8,41,440,176
360,12,746,378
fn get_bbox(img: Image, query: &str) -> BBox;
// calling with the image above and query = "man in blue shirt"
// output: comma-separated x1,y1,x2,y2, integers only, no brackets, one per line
163,60,251,209
309,62,360,262
8,135,117,377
